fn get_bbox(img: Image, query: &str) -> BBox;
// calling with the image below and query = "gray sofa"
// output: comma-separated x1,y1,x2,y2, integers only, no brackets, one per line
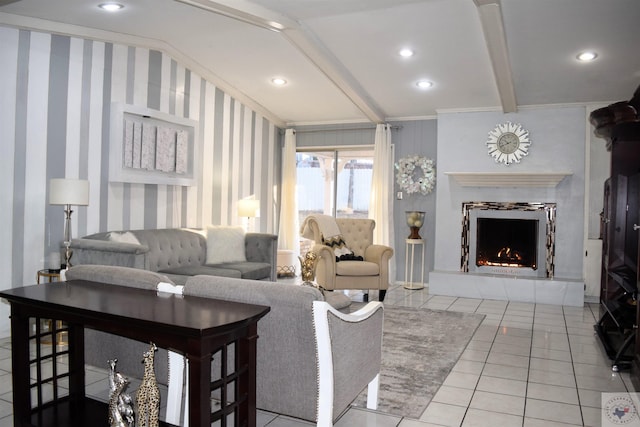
69,228,278,284
66,265,383,425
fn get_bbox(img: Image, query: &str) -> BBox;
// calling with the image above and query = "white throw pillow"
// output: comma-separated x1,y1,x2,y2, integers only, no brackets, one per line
206,226,247,264
108,231,140,245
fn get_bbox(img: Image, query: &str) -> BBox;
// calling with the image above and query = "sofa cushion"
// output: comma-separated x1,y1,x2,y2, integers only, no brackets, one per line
336,260,379,276
322,291,352,310
159,265,242,279
211,261,272,280
206,226,247,264
66,265,174,290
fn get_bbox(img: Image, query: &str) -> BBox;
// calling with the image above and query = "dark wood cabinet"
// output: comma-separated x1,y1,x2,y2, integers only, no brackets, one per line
590,92,640,376
596,174,639,369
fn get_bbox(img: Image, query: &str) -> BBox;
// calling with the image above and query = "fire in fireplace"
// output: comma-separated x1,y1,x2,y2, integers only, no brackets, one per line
475,218,538,269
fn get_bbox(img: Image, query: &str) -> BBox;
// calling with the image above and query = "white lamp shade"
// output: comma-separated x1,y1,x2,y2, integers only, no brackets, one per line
49,178,90,206
237,199,260,218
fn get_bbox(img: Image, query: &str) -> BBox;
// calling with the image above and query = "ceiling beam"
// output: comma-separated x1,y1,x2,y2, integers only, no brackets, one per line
174,0,386,123
473,0,517,113
175,0,295,31
281,24,386,124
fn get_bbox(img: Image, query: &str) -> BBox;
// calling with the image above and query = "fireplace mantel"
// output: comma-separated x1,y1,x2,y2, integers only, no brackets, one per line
444,171,572,187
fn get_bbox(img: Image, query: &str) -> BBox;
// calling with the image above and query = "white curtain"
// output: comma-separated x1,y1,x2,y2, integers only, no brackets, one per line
369,123,396,282
278,129,300,259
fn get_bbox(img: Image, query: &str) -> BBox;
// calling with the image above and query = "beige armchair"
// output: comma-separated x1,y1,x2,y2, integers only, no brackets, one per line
301,216,394,301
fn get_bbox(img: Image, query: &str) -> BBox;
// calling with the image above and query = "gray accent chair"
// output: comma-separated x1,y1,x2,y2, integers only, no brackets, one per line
68,265,384,425
69,228,278,284
183,275,383,424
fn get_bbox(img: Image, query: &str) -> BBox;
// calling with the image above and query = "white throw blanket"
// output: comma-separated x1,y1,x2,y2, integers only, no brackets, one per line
300,214,341,240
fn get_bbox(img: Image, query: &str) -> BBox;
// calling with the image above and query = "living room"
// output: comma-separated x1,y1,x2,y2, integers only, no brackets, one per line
0,1,639,426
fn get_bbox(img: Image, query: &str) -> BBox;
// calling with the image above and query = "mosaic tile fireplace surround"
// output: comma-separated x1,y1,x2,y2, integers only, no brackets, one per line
430,201,584,306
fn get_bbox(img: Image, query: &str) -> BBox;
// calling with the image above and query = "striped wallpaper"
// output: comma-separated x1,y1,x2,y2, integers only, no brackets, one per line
0,25,282,329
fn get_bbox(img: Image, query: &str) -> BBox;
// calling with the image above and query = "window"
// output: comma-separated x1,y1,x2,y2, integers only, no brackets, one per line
296,149,374,226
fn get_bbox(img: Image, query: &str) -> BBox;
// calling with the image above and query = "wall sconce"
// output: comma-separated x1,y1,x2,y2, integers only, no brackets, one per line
49,178,90,268
238,198,260,232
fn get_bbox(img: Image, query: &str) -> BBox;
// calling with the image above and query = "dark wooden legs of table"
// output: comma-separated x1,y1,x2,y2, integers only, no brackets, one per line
187,323,259,427
9,305,80,427
239,323,259,427
11,304,258,427
10,304,30,427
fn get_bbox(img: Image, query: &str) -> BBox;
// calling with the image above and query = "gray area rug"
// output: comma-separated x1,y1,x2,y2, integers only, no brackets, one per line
352,305,485,419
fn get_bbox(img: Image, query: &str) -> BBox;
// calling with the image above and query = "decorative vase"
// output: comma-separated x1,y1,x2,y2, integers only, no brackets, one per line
299,251,317,284
406,211,425,239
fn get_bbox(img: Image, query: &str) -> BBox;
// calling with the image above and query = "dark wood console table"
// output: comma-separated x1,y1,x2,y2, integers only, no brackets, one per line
0,280,270,427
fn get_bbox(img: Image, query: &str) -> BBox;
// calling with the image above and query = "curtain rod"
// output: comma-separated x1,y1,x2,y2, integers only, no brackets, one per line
280,125,402,134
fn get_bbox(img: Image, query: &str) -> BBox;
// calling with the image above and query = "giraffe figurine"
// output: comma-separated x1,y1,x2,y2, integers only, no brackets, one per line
136,342,160,427
109,370,133,427
108,358,135,427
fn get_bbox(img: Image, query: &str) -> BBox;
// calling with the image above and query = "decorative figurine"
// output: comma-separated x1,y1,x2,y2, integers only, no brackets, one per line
108,358,135,427
299,251,318,284
136,342,160,427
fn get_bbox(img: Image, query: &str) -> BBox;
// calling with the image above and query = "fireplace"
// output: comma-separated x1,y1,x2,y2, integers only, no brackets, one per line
476,218,538,270
461,202,556,278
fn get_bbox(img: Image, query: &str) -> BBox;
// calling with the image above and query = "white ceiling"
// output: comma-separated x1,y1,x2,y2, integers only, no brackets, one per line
1,0,639,126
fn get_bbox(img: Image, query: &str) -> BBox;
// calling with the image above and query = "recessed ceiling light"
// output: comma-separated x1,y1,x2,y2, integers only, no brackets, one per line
416,80,433,89
98,2,124,11
577,51,597,62
271,78,287,86
399,48,414,58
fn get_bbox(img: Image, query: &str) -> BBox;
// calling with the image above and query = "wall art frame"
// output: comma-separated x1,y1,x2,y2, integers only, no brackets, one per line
109,102,199,186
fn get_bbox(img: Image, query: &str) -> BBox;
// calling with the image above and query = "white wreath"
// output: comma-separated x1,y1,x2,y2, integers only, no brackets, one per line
395,155,436,195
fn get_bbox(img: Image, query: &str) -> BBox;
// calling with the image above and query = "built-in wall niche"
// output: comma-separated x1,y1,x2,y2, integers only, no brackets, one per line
109,103,199,186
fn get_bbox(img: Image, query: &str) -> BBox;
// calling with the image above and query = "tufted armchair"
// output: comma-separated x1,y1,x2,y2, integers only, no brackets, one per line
301,217,394,301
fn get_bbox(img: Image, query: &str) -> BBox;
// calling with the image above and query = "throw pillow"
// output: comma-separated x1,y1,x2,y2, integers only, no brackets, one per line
322,234,354,261
108,231,140,245
206,225,247,264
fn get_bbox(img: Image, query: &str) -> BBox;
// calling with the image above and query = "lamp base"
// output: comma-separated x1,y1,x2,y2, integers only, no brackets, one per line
408,226,423,240
63,242,73,269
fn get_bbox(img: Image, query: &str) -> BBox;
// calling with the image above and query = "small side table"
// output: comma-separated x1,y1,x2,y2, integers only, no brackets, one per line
37,269,61,284
404,238,425,290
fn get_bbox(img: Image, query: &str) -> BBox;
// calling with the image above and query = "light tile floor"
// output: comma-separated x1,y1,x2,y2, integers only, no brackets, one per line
0,283,634,426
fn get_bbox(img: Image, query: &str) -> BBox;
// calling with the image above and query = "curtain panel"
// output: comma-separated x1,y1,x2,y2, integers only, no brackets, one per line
369,124,395,282
278,129,300,259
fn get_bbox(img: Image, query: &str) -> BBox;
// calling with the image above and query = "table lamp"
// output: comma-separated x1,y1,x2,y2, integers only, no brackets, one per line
238,198,260,232
49,178,90,268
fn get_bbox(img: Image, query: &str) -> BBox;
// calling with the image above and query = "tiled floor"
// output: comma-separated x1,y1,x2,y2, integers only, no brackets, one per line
0,283,635,426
